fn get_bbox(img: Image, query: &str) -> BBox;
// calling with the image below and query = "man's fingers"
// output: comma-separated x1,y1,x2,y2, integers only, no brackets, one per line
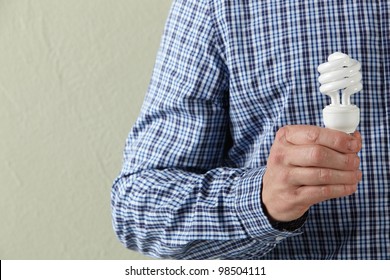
287,167,362,186
286,144,360,170
280,125,362,153
296,184,358,206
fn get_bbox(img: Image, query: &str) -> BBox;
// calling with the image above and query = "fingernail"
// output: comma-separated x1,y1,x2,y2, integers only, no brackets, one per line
354,157,360,168
356,170,363,181
348,140,358,151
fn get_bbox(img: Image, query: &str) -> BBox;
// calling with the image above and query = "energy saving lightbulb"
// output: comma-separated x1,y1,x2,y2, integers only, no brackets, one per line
318,52,363,134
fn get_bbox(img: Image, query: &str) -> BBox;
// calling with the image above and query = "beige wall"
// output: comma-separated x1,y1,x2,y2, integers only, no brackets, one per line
0,0,172,259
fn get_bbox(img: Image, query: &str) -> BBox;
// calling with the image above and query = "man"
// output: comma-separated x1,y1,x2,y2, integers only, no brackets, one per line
111,0,389,259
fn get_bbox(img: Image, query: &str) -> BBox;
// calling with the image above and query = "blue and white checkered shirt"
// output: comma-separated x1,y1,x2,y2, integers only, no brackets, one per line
111,0,390,259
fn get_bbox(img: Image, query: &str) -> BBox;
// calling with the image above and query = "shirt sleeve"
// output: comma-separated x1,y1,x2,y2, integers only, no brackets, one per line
111,0,304,260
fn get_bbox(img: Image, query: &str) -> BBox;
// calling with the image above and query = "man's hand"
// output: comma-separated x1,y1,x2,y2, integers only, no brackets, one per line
262,125,362,222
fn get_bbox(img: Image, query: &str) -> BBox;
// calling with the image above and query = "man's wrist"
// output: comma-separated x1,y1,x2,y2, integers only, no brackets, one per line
268,211,308,231
261,202,308,232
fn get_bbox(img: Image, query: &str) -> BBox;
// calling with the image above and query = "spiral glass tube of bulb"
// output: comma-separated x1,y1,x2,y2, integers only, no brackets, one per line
318,52,362,106
317,52,363,133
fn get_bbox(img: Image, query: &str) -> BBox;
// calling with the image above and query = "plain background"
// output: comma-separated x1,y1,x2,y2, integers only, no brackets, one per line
0,0,172,259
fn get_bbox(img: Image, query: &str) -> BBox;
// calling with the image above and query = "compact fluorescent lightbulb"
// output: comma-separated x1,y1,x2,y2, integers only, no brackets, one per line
317,52,362,134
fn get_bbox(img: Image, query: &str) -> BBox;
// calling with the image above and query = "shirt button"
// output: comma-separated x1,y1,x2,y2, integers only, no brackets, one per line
275,236,284,242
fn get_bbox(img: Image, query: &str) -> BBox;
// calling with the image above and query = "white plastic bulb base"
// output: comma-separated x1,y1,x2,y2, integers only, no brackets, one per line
323,105,359,134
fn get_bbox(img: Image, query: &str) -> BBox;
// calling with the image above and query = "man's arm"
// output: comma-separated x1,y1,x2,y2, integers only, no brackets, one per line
111,0,302,260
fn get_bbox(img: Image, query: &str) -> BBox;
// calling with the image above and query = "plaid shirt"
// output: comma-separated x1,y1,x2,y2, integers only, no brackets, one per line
111,0,390,259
